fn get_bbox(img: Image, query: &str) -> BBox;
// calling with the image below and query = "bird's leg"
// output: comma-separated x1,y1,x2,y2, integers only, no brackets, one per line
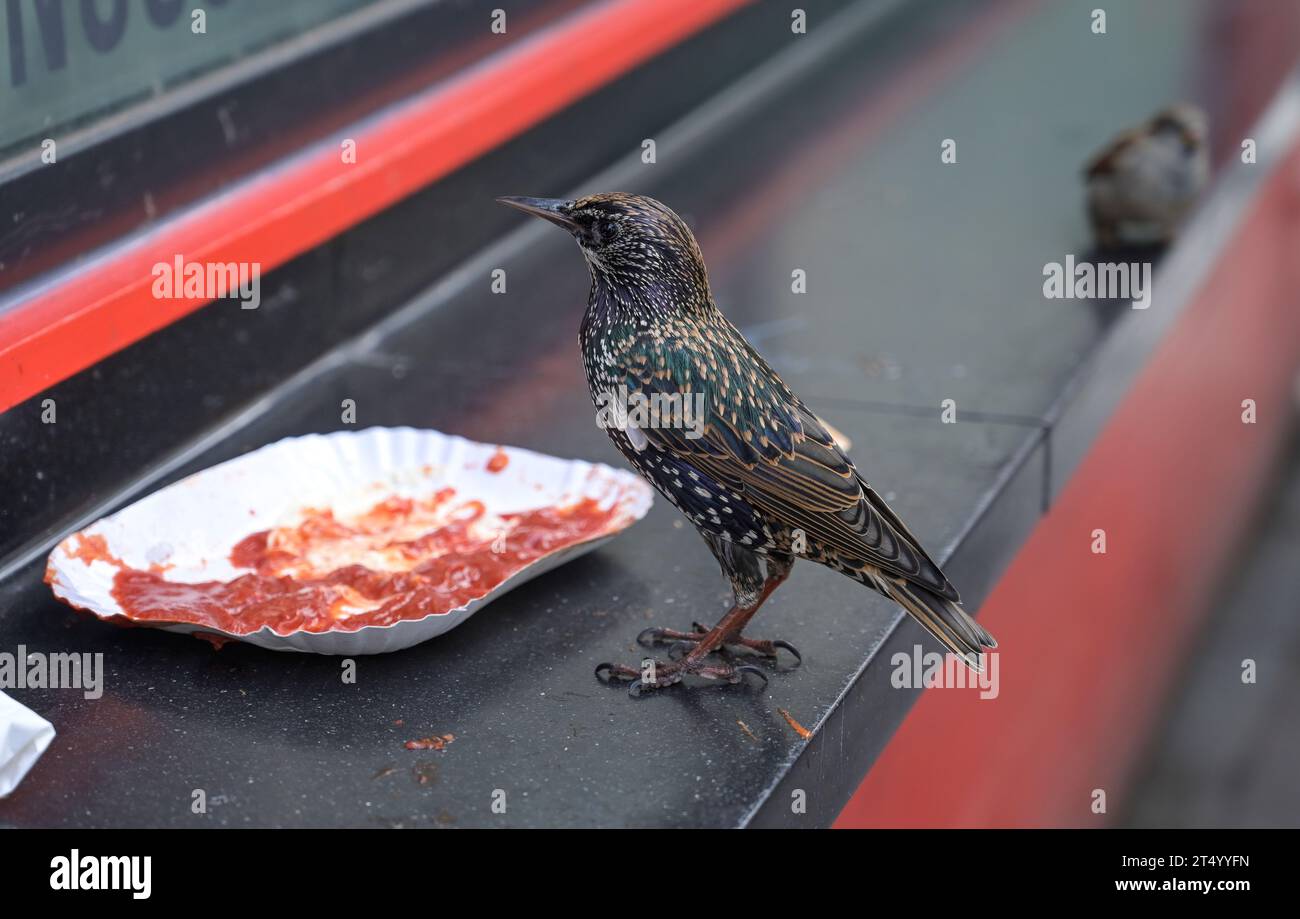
596,556,798,696
636,564,800,664
596,598,771,696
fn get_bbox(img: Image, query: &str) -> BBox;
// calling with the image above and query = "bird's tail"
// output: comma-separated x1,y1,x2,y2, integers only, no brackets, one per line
874,575,997,673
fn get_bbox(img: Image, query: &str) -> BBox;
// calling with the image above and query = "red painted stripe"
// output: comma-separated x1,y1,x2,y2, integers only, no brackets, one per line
834,143,1300,828
0,0,751,414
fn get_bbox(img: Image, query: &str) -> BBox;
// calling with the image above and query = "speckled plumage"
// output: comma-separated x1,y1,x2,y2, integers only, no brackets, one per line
500,192,996,690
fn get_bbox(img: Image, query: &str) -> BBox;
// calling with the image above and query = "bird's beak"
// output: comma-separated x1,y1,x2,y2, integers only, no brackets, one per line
496,196,578,232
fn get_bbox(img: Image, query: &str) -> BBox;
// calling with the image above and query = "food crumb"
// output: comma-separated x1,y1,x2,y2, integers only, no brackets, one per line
777,708,811,740
737,720,760,742
404,733,455,751
486,449,509,473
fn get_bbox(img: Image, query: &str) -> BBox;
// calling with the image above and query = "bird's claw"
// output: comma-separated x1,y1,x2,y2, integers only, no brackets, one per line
730,665,769,687
772,640,803,667
606,619,796,694
596,656,768,696
637,624,709,648
635,622,801,667
634,629,695,659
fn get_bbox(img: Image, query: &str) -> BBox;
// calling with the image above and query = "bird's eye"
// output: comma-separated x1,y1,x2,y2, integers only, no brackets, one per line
588,219,614,247
573,212,615,248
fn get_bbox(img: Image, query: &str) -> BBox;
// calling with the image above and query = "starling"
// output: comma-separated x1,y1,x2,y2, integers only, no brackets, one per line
1084,104,1208,249
498,193,996,694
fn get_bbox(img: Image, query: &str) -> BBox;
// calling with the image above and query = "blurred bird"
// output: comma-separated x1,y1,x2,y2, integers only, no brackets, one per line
1084,103,1209,249
498,192,995,694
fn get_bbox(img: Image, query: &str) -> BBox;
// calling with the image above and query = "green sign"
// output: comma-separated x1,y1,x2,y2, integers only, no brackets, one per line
1,0,373,157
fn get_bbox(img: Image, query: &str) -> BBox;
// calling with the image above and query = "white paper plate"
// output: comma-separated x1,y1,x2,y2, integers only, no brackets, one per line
46,427,653,654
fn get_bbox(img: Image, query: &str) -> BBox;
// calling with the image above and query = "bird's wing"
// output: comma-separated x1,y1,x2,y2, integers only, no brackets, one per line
621,318,958,600
1084,125,1144,178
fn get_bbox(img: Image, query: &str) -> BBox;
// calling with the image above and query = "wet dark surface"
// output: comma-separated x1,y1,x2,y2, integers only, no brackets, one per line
0,0,1293,826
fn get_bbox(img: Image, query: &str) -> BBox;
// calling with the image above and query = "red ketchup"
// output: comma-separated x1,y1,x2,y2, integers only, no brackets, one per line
109,490,621,635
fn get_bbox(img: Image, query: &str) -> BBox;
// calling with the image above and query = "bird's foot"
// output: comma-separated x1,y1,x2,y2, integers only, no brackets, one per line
594,653,769,698
636,621,802,667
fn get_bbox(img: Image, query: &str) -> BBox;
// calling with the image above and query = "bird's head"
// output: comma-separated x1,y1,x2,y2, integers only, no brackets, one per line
497,192,709,305
1150,103,1208,152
